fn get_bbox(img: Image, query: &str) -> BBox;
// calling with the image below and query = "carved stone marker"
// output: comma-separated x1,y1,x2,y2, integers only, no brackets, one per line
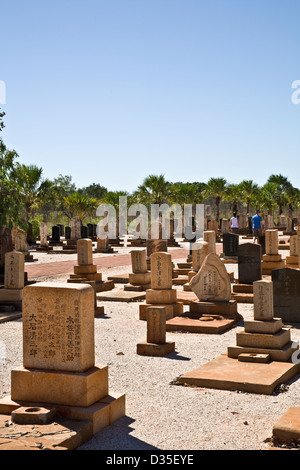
237,243,262,284
71,216,81,240
203,231,216,254
4,251,25,290
151,252,173,290
40,222,48,247
265,229,278,255
253,280,274,321
189,253,231,302
223,233,239,257
137,306,175,356
272,268,300,322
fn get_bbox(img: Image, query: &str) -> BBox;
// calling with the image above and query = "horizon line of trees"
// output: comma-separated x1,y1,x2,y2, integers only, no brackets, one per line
1,108,300,241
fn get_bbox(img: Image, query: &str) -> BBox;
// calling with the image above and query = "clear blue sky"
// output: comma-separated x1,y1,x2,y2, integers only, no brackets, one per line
1,0,300,193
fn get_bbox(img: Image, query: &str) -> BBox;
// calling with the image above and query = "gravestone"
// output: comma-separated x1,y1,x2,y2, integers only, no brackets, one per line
71,217,81,240
253,280,274,321
207,220,218,233
57,224,64,237
221,219,230,234
272,268,300,322
223,233,239,257
192,241,209,273
137,306,175,356
87,223,94,238
4,251,25,290
265,229,278,255
131,249,148,273
151,252,173,290
189,253,231,302
258,235,266,255
65,226,71,239
127,249,151,290
15,228,29,253
81,226,88,239
237,243,262,284
0,227,13,275
40,222,48,247
203,230,216,254
51,226,60,242
77,238,93,266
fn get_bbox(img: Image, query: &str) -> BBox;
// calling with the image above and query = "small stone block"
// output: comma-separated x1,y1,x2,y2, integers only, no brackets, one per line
244,318,283,334
11,406,57,425
146,289,177,305
237,353,271,363
262,254,282,262
128,272,151,285
136,341,175,357
273,407,300,442
139,302,184,320
74,265,97,274
236,329,291,349
99,392,126,424
232,284,253,293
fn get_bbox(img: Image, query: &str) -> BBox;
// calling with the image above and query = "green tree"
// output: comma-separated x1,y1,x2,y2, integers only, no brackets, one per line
0,140,21,226
78,183,107,200
134,174,171,206
266,174,293,215
0,107,5,133
238,180,260,215
204,177,228,222
169,182,205,206
63,192,98,223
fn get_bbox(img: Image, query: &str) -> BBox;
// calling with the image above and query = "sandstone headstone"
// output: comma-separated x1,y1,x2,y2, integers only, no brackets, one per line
265,229,278,255
253,280,274,321
207,220,218,233
14,229,28,253
22,282,95,372
203,231,216,254
77,239,93,266
189,253,231,302
192,241,209,272
40,222,48,247
146,239,168,258
147,307,167,344
71,217,81,240
4,251,25,289
221,219,230,234
131,249,147,273
97,236,109,250
290,236,298,256
151,252,173,290
237,243,262,284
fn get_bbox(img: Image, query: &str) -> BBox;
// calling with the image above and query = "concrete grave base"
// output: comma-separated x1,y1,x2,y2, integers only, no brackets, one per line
107,274,130,284
166,315,236,334
177,354,298,395
273,407,300,443
97,289,146,302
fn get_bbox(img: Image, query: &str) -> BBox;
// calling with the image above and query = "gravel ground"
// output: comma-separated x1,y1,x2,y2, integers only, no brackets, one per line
1,256,300,451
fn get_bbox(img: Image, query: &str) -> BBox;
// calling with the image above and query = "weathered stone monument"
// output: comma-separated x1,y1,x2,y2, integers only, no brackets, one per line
0,282,125,450
285,235,298,268
36,222,52,252
203,230,216,254
272,267,300,323
183,241,209,292
14,227,37,262
221,219,230,234
0,251,25,314
261,229,285,274
221,233,239,260
137,306,175,356
231,243,262,304
178,279,299,394
139,252,184,320
125,249,151,292
0,227,13,277
94,235,114,253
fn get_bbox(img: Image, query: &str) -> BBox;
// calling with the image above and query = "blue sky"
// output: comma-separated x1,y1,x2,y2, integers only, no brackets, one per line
1,0,300,193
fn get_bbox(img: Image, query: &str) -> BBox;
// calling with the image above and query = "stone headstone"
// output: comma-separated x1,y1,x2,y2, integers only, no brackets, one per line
4,251,25,289
238,214,247,230
40,222,48,246
87,223,94,238
189,253,231,302
146,239,168,257
258,235,266,255
265,229,278,255
51,226,60,242
192,241,209,272
237,243,262,284
203,230,216,254
11,226,19,248
253,280,274,321
272,268,300,322
97,236,109,250
150,252,173,290
15,228,29,253
290,235,298,256
71,217,81,240
57,224,64,237
223,233,239,257
131,249,147,273
207,220,218,233
77,239,93,266
22,282,95,372
147,307,166,344
265,215,274,230
81,226,88,239
65,226,71,239
0,227,13,274
221,219,230,234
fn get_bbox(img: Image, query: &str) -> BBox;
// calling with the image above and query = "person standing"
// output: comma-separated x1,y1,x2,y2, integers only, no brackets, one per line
229,212,239,234
252,209,263,243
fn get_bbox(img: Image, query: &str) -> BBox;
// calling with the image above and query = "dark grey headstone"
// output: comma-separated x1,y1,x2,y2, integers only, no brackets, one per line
223,233,239,257
81,226,88,238
57,224,64,236
272,268,300,323
65,226,71,239
52,226,60,242
237,243,262,284
87,223,94,238
258,235,266,255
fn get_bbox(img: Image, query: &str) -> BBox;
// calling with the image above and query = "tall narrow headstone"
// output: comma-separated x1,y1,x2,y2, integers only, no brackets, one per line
77,239,93,266
265,229,278,255
272,268,300,322
71,217,81,240
223,233,239,257
0,227,13,275
81,226,88,239
51,226,60,243
65,226,71,239
203,230,216,254
40,222,48,247
4,251,25,289
192,241,209,272
237,243,262,284
253,280,274,321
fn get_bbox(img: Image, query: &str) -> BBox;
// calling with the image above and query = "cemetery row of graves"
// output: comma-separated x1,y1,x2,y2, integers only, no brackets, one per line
0,215,300,450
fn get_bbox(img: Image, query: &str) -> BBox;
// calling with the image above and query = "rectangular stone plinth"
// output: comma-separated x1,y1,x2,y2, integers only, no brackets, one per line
136,341,175,357
128,272,151,286
236,329,290,349
286,256,298,265
189,300,237,317
139,302,184,320
244,318,283,334
146,289,177,305
22,283,95,372
273,407,300,442
232,284,253,293
166,316,236,334
70,273,102,282
178,354,298,395
11,365,108,407
0,289,22,302
227,341,298,362
262,261,285,270
74,265,97,274
262,254,282,262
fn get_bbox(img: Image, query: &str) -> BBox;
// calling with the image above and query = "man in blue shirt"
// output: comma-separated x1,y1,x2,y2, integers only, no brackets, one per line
252,210,263,242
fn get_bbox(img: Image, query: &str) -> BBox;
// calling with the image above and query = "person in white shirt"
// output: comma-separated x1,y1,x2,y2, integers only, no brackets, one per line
229,212,239,234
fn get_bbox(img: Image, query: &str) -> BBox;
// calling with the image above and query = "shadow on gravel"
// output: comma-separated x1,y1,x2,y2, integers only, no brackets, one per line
78,416,159,450
165,351,191,361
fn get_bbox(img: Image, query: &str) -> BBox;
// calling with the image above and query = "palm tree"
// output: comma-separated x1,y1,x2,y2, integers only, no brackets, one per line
204,177,228,222
259,183,278,215
133,174,171,206
224,183,241,214
266,174,293,215
238,180,260,215
169,182,205,206
63,192,98,223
